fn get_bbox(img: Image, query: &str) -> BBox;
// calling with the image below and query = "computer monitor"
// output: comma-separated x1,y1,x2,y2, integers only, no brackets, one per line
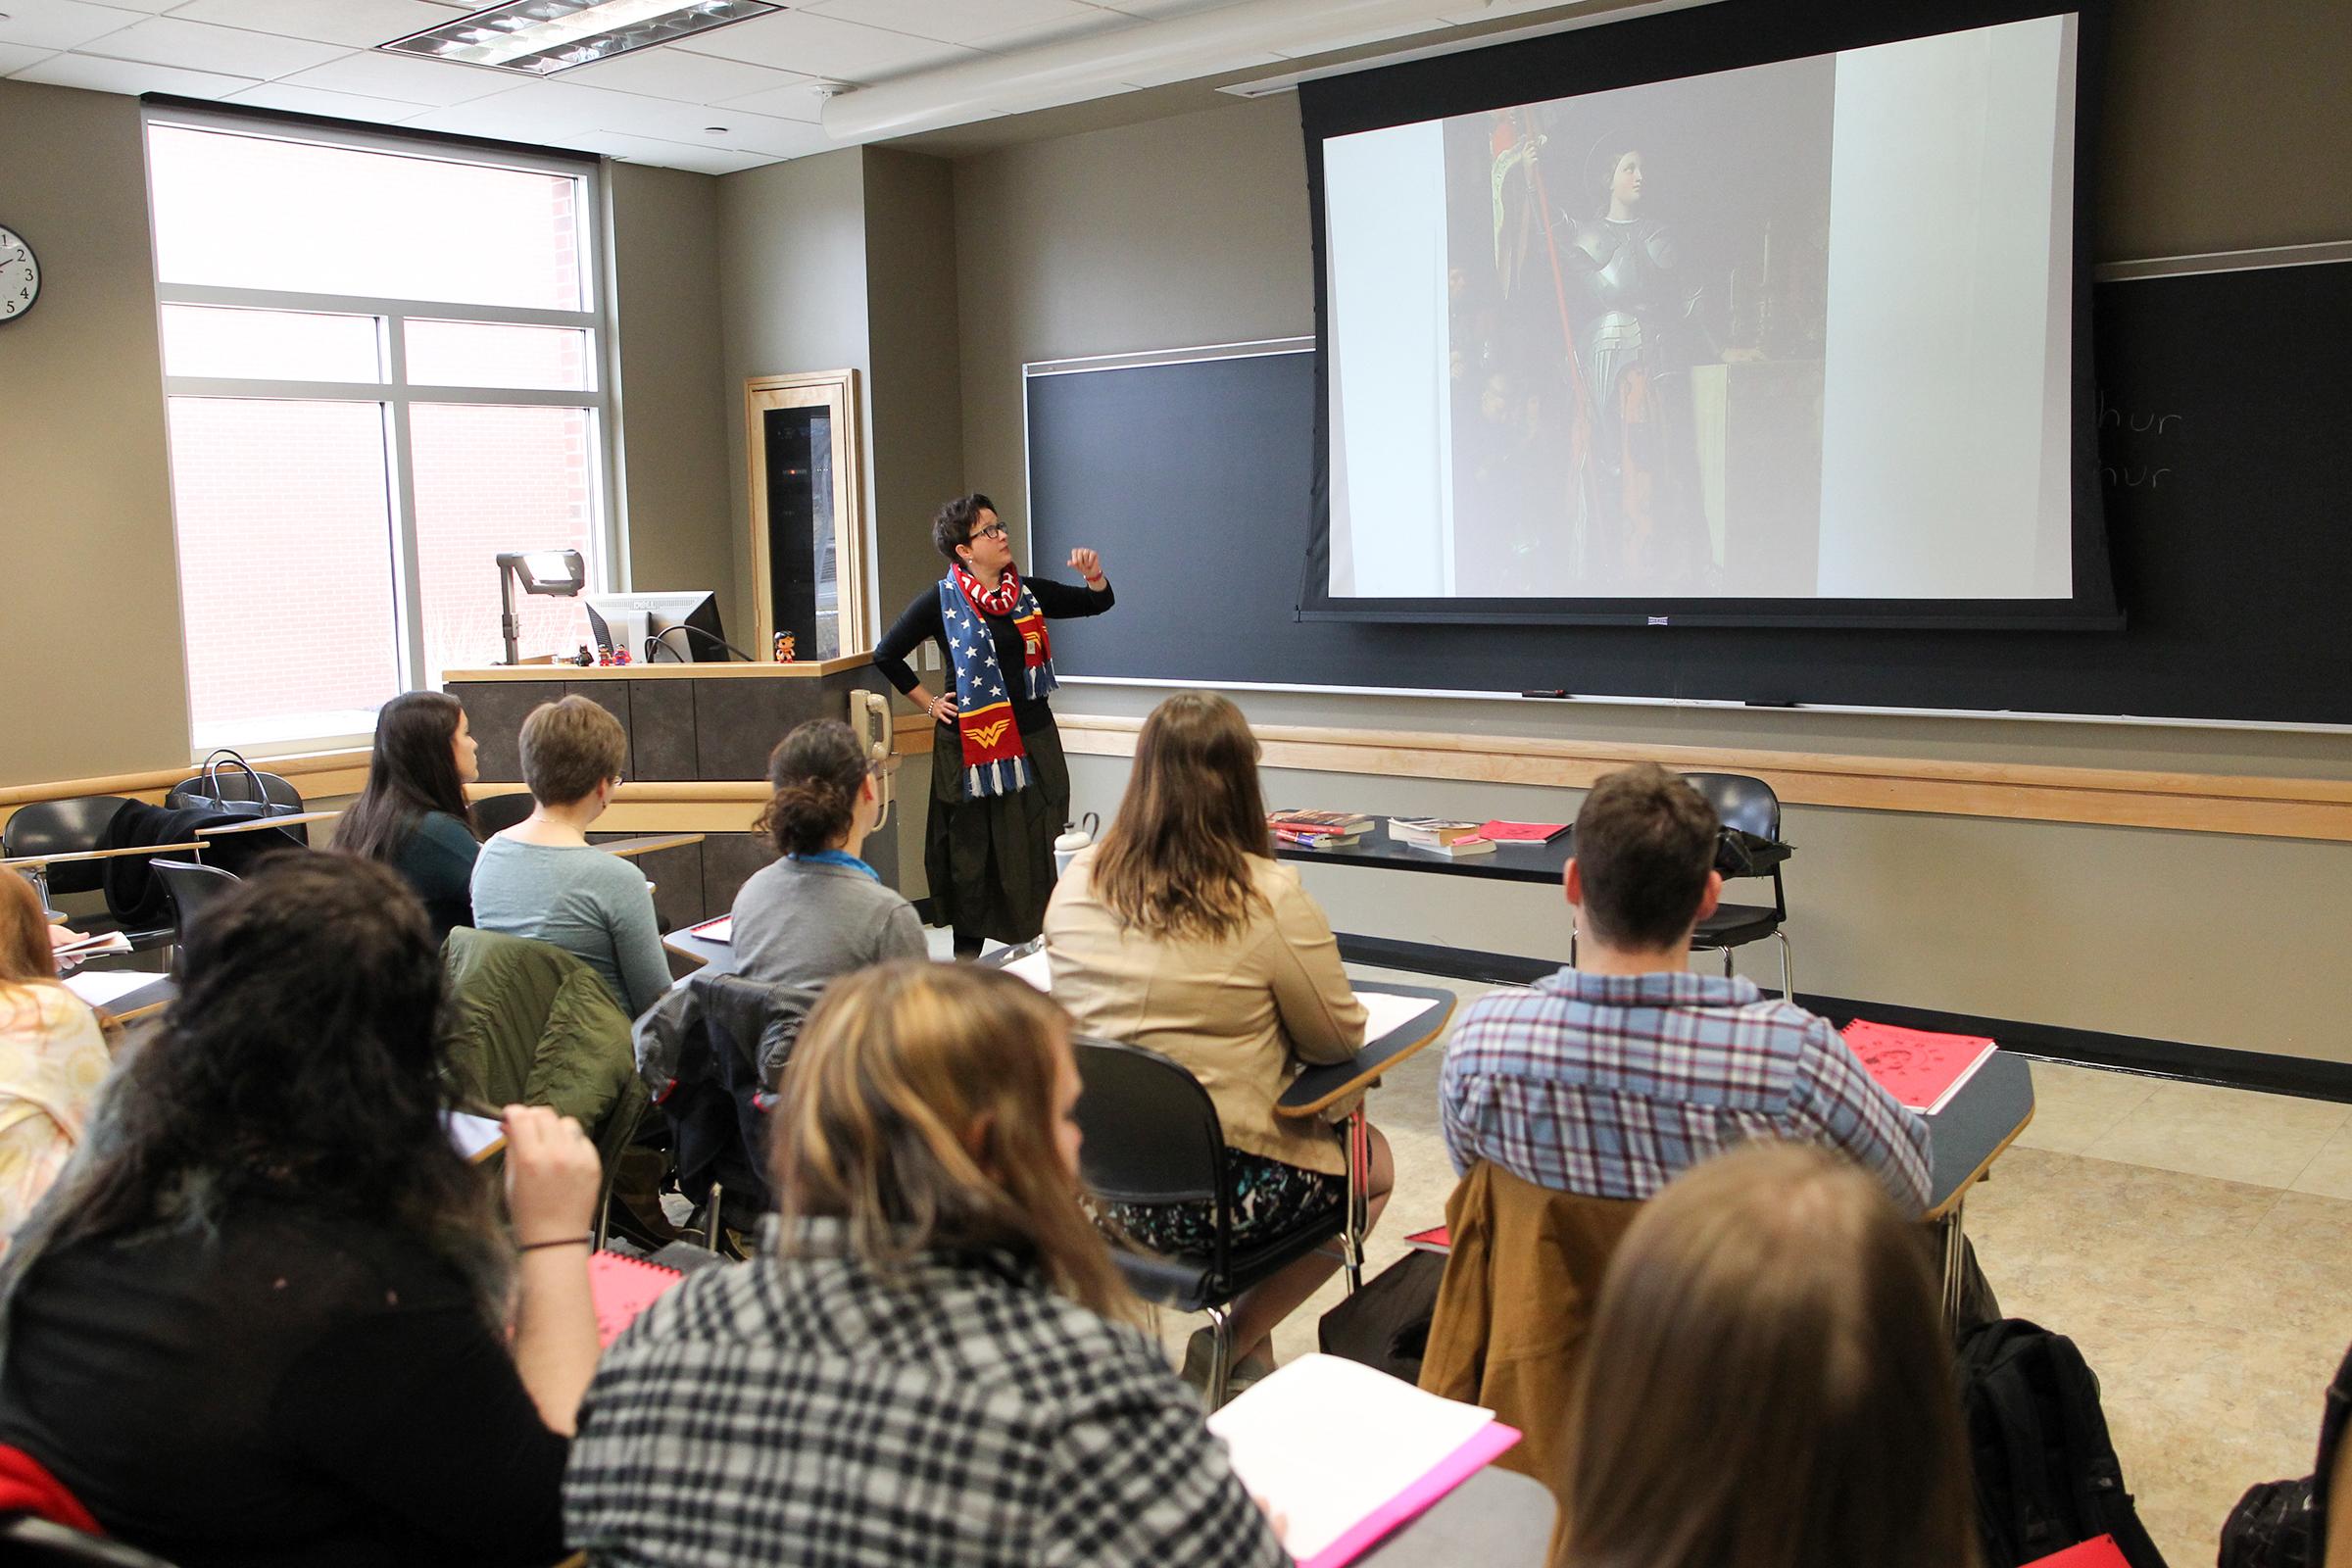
582,591,727,662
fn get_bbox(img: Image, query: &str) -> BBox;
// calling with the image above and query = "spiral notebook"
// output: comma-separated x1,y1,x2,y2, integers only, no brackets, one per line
589,1250,692,1347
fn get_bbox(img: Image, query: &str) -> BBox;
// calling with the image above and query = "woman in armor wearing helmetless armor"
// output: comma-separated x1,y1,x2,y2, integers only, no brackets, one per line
1561,139,1756,593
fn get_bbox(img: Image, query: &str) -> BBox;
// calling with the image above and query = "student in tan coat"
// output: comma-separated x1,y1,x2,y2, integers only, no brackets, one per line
1045,691,1392,1388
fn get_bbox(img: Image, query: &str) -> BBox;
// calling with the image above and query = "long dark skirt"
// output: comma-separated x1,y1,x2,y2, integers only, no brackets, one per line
925,715,1069,945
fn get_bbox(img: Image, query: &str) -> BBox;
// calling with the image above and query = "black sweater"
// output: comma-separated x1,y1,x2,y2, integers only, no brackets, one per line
872,574,1115,730
0,1200,567,1568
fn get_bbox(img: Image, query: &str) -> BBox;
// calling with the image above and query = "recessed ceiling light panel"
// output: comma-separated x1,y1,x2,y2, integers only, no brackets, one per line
379,0,783,77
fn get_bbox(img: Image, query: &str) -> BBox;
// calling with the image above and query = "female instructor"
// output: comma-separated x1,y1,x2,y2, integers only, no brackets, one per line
873,493,1113,957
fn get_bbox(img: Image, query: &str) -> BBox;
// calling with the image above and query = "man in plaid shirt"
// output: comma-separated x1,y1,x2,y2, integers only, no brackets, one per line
1441,764,1931,1210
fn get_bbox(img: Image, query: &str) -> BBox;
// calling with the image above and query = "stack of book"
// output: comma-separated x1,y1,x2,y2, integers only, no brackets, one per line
1269,808,1373,849
1387,818,1494,858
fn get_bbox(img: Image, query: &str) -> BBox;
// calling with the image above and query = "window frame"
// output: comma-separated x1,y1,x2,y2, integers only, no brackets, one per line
144,106,626,760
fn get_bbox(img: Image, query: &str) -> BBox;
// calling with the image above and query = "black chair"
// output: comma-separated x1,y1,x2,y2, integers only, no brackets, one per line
150,860,239,954
0,1518,183,1566
680,971,821,1251
1,798,174,950
470,792,534,836
1568,771,1792,999
1070,1036,1356,1409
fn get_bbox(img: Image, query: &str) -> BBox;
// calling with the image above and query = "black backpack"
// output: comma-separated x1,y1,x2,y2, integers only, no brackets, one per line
2218,1341,2352,1568
1957,1318,2168,1568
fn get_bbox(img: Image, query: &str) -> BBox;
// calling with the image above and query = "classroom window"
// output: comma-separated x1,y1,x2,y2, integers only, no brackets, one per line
147,114,614,756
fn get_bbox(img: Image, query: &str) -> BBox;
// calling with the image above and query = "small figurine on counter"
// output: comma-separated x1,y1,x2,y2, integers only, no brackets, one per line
612,645,632,666
775,631,797,662
574,644,597,667
596,645,613,666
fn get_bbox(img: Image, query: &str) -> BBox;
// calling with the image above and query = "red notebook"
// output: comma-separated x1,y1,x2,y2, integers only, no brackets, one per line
589,1250,691,1348
1473,820,1569,843
1839,1018,1999,1115
1403,1226,1451,1254
2022,1536,2132,1568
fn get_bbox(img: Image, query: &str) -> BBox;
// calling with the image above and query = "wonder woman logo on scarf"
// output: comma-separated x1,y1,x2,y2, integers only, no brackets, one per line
940,571,1059,799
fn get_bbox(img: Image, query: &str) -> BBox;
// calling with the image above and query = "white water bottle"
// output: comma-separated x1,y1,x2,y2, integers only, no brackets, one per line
1054,811,1100,878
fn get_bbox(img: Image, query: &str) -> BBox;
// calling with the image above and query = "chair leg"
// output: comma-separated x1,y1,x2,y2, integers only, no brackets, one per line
706,1181,725,1250
1205,1304,1235,1410
1774,928,1794,1003
1343,1106,1369,1297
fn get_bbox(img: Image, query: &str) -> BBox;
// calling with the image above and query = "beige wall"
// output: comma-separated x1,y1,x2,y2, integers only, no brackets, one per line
0,82,189,786
949,7,2352,1056
608,163,733,613
714,148,874,653
0,86,733,787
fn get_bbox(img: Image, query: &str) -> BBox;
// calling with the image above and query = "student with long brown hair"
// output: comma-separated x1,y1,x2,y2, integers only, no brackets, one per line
1042,690,1389,1391
1564,1141,1979,1568
564,960,1287,1568
334,690,481,940
0,873,112,1251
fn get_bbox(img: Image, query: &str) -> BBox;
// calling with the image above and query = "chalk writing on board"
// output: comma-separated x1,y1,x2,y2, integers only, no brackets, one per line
2094,387,2184,493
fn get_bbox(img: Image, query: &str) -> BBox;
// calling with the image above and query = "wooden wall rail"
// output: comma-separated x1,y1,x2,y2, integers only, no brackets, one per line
0,749,372,828
1056,714,2352,844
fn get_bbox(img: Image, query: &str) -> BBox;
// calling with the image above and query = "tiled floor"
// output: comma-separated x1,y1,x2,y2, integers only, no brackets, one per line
1229,971,2351,1568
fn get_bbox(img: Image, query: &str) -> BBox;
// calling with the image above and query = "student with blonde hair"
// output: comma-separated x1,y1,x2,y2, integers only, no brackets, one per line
1564,1141,1978,1568
564,959,1286,1568
1044,689,1389,1391
0,873,112,1250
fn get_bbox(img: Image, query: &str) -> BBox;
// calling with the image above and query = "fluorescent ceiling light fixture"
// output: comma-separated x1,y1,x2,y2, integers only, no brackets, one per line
379,0,780,76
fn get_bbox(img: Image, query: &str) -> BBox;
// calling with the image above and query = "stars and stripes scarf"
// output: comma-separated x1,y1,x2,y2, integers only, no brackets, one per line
940,569,1058,799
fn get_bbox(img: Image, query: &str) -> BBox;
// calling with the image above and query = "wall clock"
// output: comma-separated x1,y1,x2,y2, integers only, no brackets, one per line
0,226,40,321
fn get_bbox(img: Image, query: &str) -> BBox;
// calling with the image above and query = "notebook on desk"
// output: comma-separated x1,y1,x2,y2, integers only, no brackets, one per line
997,951,1441,1042
1207,1353,1519,1568
61,969,157,1008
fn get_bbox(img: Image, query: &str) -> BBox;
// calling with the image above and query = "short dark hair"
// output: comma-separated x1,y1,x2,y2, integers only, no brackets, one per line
931,492,996,564
518,695,626,806
1572,763,1718,950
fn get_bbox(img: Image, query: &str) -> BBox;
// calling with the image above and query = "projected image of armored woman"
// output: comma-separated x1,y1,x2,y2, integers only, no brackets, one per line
1559,141,1756,594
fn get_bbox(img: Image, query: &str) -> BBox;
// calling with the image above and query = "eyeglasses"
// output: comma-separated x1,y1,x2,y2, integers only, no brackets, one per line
970,521,1008,541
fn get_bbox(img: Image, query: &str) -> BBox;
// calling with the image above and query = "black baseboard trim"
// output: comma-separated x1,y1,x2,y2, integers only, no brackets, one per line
1335,933,2352,1105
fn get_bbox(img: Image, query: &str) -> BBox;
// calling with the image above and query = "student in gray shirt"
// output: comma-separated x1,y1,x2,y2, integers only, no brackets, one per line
732,719,926,988
471,695,672,1018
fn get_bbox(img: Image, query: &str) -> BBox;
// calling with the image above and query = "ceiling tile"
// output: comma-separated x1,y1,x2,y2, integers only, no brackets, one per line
403,81,612,140
10,49,260,97
225,80,438,121
671,10,978,82
76,17,351,77
0,42,59,74
575,130,772,176
166,0,473,50
558,42,811,105
74,0,180,12
800,0,1108,48
704,75,828,123
1092,0,1249,15
1269,15,1449,59
964,11,1134,54
0,1,153,53
275,48,512,106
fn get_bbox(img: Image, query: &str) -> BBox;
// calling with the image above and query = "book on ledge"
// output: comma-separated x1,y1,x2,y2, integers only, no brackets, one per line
1474,820,1570,844
1403,1226,1451,1254
1274,826,1362,850
1208,1353,1519,1568
1407,836,1494,858
1270,808,1376,836
1839,1019,1999,1115
684,913,732,943
1387,817,1484,848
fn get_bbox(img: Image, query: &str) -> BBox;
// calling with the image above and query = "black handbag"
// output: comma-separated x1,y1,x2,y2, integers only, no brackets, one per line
167,750,299,822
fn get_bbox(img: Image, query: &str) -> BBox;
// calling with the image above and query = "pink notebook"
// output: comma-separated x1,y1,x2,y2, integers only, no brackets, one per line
1473,820,1569,843
2022,1536,2132,1568
1207,1353,1522,1568
1839,1018,1999,1115
589,1250,690,1347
